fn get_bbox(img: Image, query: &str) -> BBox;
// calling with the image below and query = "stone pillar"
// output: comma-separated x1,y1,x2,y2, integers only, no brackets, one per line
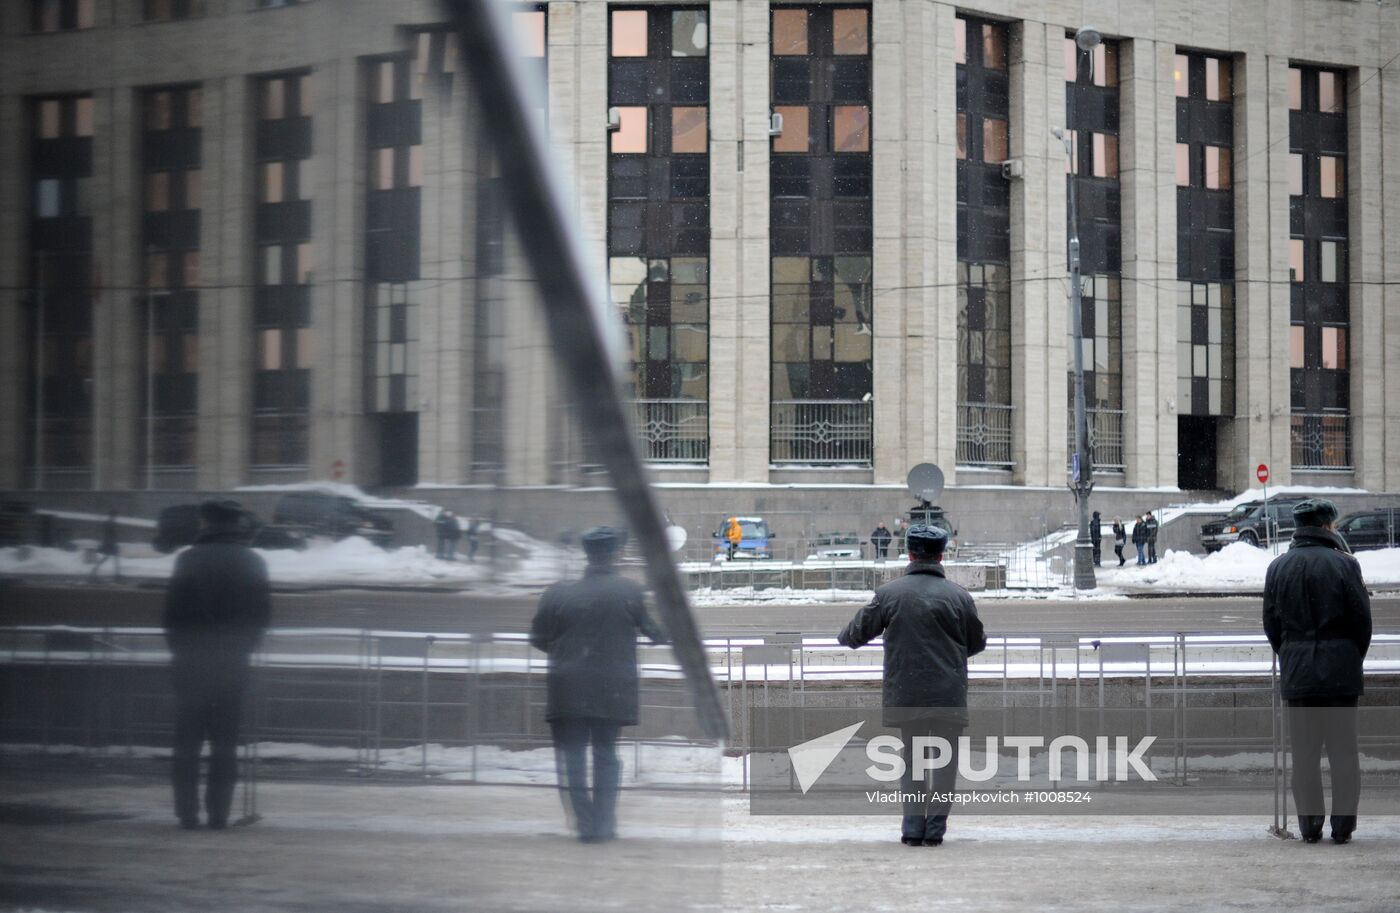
91,86,141,489
0,94,25,488
1347,65,1387,490
1009,19,1067,488
198,75,255,489
1118,38,1178,488
1379,35,1400,492
1230,54,1293,493
706,0,740,483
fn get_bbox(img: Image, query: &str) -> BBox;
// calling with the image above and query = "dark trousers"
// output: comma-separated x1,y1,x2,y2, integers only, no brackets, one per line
1091,539,1102,566
1114,543,1125,566
874,543,889,559
1147,540,1158,563
551,718,623,839
1288,700,1360,834
899,723,962,841
172,672,246,827
437,537,456,560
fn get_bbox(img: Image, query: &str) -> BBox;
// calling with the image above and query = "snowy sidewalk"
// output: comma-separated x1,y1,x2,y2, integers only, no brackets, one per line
3,771,1399,912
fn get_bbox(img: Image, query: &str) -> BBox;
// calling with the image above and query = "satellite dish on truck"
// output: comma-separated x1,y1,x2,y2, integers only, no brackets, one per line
905,463,956,537
906,463,945,503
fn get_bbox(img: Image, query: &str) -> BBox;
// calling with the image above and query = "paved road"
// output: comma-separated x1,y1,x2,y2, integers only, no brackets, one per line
4,580,1398,636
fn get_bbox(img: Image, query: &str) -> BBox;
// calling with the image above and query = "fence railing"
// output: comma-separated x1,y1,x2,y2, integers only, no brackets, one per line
1066,407,1125,473
770,399,872,465
956,402,1014,468
631,399,708,464
1291,411,1352,471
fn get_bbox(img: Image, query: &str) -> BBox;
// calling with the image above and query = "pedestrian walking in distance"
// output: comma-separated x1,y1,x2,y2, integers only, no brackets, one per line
726,516,742,560
1090,511,1103,567
870,521,892,560
837,524,986,847
1112,517,1127,567
1145,511,1160,564
1132,514,1149,566
434,509,459,560
530,527,668,843
162,499,271,830
465,516,480,561
1263,498,1372,844
90,509,122,581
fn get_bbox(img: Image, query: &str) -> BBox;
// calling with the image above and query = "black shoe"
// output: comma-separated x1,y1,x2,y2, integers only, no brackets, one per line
1298,815,1325,843
924,837,944,846
900,836,922,846
1332,832,1352,845
1302,833,1322,844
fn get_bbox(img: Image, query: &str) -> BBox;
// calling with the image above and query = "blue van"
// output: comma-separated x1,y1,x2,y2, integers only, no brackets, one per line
713,516,774,559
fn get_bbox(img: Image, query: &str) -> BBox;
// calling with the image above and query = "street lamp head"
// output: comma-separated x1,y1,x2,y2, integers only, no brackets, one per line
1075,27,1102,51
1051,126,1065,140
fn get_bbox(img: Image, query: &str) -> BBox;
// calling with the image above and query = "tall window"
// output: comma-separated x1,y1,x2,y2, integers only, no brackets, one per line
32,0,94,32
955,15,1012,468
1065,34,1122,470
769,5,873,465
140,85,202,472
28,95,96,483
1288,65,1350,469
252,72,313,469
607,7,710,463
1174,52,1235,422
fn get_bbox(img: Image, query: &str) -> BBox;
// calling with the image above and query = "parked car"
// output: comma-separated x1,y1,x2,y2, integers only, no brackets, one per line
272,490,394,547
807,532,861,561
1199,497,1310,551
153,503,306,553
712,516,774,560
1336,509,1400,552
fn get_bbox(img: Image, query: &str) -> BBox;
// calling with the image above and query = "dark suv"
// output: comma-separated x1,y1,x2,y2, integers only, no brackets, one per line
1336,509,1399,552
154,504,305,553
1199,497,1310,551
271,491,394,547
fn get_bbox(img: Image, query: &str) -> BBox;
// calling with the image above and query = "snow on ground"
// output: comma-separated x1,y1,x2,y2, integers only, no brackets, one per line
1097,541,1400,591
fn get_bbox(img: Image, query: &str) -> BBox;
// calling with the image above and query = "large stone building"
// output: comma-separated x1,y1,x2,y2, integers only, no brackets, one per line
2,0,1398,499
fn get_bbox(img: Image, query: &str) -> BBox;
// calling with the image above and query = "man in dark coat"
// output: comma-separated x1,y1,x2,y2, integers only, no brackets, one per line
529,527,668,842
1263,498,1372,844
434,509,459,560
1144,511,1160,564
162,499,271,830
870,521,893,560
1132,514,1149,565
1090,511,1103,566
838,524,986,846
90,509,122,580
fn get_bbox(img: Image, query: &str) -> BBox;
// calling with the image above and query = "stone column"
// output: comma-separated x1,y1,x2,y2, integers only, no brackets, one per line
706,0,740,483
1008,19,1067,488
91,86,141,489
0,94,25,487
198,75,255,489
1379,34,1400,492
1347,65,1387,490
1118,38,1178,488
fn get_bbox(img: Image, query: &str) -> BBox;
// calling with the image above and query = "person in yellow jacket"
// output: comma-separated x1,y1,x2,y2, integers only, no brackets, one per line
726,517,743,560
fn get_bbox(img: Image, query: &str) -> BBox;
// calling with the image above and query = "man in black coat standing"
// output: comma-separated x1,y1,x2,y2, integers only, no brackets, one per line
1144,511,1160,564
1090,511,1103,566
162,500,271,830
529,527,668,843
838,524,986,846
869,521,892,560
1263,498,1372,844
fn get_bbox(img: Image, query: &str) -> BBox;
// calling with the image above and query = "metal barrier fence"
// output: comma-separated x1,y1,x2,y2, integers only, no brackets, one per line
631,399,709,464
1066,407,1126,472
956,402,1015,469
4,626,1397,834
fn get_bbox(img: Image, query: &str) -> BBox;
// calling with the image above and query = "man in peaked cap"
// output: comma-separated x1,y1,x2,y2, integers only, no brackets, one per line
163,499,271,829
838,524,986,846
1263,498,1372,844
529,526,668,843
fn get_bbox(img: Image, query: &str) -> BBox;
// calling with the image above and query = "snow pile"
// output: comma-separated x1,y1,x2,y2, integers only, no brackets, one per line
1097,541,1400,590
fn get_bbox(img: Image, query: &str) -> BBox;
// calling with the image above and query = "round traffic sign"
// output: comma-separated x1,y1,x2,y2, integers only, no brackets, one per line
1256,463,1269,484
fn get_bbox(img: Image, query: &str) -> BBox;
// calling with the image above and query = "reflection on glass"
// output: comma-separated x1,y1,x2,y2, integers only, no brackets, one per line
671,107,707,153
1064,36,1077,82
1320,156,1344,198
982,117,1008,163
672,10,707,57
1320,240,1340,283
1289,153,1304,196
1176,143,1190,187
982,23,1006,71
773,106,809,153
1319,70,1339,113
832,8,868,55
611,9,647,57
1289,239,1305,283
1322,326,1346,369
1205,56,1231,101
75,97,94,136
611,107,646,153
1174,54,1188,97
954,17,966,65
514,9,546,58
1205,146,1230,190
772,8,808,55
260,161,284,203
146,172,170,211
1288,67,1302,110
1092,43,1117,87
956,113,966,160
1092,133,1117,178
833,105,869,153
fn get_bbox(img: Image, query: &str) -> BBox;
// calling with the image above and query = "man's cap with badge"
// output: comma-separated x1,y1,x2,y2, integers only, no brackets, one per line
904,523,949,551
1292,498,1338,527
581,526,628,556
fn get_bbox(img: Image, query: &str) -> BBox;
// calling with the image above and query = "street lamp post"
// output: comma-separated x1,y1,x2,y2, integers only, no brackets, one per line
1055,26,1102,591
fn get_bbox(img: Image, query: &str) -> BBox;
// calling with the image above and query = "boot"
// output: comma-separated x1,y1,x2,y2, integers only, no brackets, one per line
1298,814,1325,843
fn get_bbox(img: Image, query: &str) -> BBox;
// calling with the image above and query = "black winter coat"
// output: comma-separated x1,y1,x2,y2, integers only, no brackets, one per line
838,562,986,726
870,527,893,547
1263,527,1372,701
529,566,668,724
162,529,272,682
1132,521,1148,545
1144,517,1159,543
1090,517,1102,544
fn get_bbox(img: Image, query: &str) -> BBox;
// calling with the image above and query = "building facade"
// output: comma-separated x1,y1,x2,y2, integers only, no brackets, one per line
1,0,1398,494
